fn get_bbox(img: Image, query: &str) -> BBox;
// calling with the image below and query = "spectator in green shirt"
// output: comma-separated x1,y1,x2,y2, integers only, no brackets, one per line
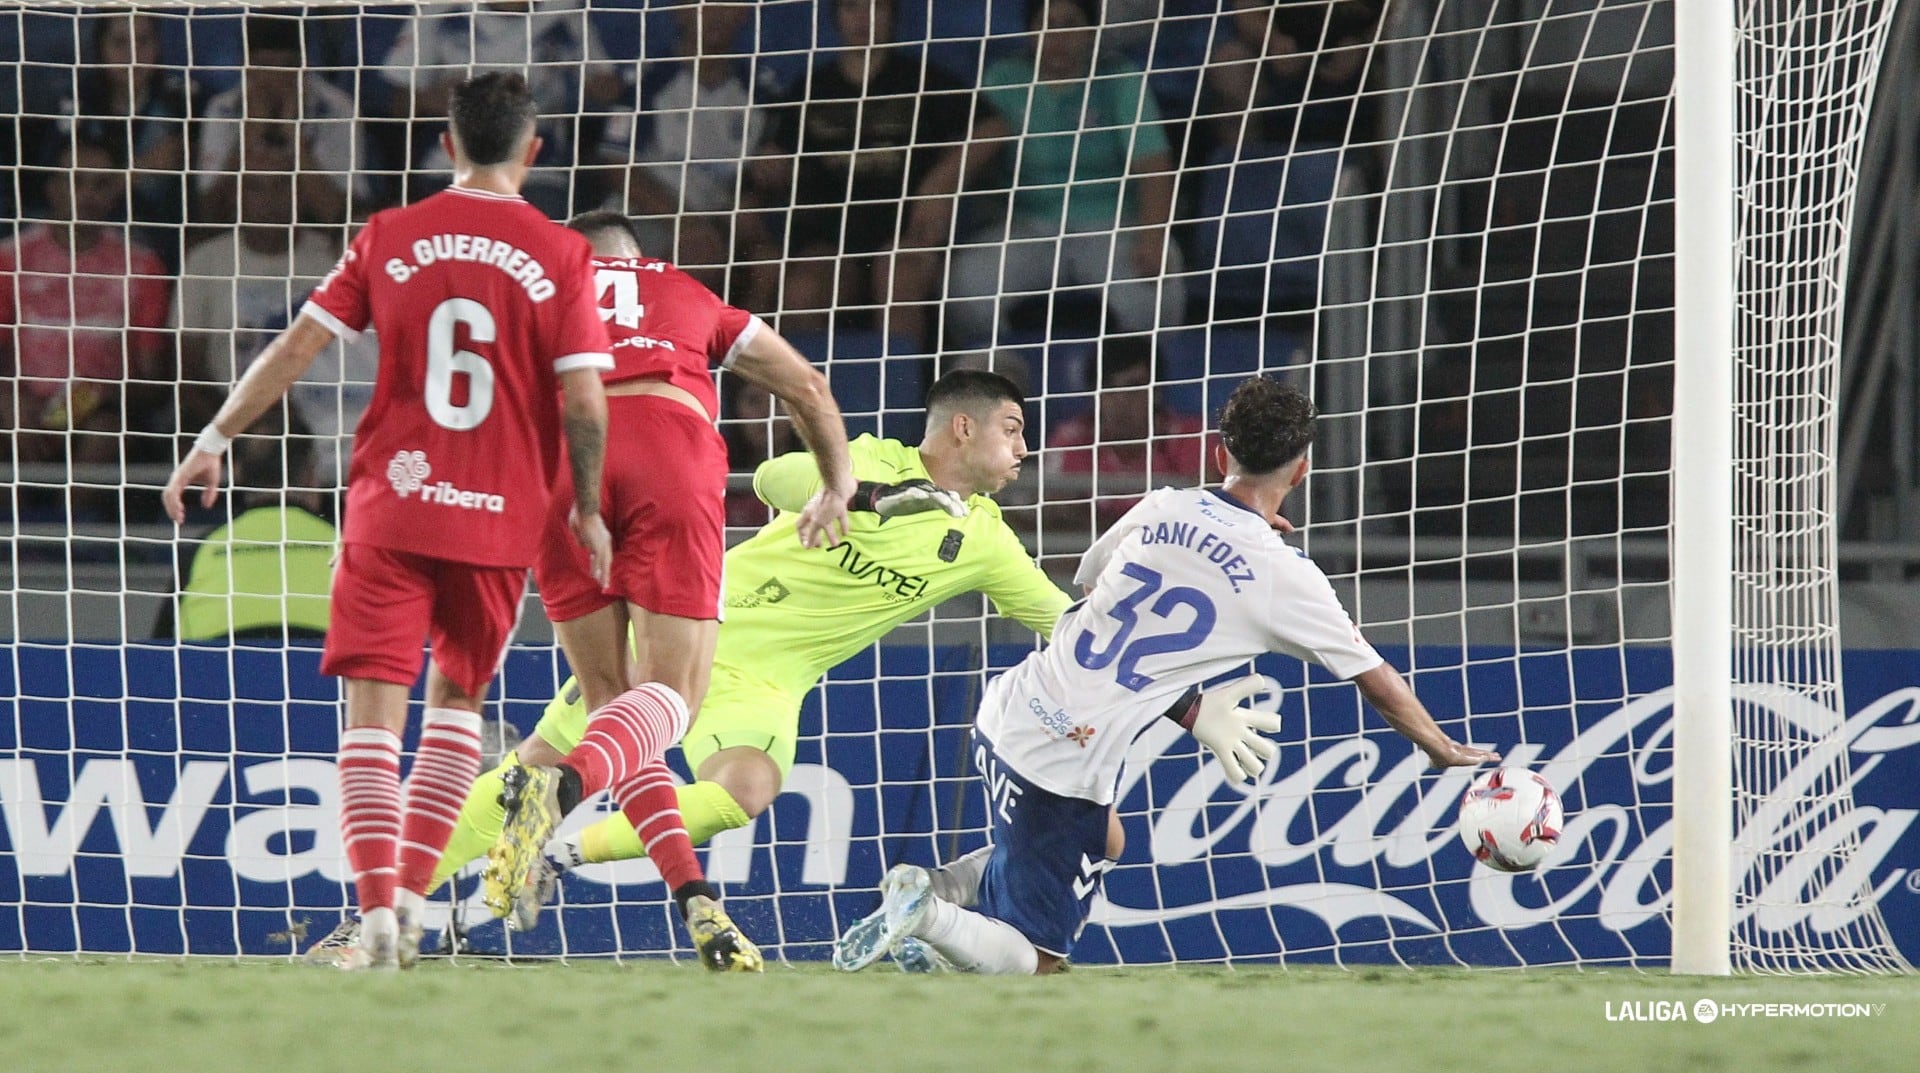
942,0,1183,347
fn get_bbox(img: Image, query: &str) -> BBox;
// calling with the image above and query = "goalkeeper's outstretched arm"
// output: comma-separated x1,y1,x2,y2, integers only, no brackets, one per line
731,327,854,548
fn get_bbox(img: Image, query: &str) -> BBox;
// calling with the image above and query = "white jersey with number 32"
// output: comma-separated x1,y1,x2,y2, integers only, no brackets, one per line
976,487,1384,804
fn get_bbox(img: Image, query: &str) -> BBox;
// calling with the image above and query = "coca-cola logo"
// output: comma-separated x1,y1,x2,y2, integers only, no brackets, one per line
1090,686,1920,940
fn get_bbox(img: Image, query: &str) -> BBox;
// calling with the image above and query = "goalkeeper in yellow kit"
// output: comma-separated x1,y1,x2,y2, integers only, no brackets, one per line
431,369,1070,930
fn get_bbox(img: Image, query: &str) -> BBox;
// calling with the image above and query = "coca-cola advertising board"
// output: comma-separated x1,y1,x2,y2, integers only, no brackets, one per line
1,643,1915,965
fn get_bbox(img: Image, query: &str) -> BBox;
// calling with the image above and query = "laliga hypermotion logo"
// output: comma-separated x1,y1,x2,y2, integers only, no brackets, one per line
388,450,430,498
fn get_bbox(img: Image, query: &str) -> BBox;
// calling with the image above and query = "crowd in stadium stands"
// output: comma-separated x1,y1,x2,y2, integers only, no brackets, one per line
1,0,1381,549
1043,336,1209,531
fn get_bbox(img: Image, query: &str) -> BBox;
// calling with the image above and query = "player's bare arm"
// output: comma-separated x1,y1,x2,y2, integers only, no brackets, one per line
731,328,855,549
1350,663,1500,769
558,365,613,585
161,314,335,524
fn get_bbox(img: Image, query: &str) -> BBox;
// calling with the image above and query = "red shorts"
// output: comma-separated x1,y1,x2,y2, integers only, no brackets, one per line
321,543,528,699
535,393,728,623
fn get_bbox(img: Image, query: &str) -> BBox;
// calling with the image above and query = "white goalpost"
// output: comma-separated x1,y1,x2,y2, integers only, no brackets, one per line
1669,0,1733,979
0,0,1911,972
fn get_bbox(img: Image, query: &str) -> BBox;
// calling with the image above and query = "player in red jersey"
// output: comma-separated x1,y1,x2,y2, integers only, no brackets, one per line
540,209,853,717
162,73,644,972
476,210,855,969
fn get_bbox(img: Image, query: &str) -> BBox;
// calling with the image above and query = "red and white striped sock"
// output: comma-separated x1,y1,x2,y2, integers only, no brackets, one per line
563,683,690,797
338,725,402,916
396,708,485,896
613,758,704,893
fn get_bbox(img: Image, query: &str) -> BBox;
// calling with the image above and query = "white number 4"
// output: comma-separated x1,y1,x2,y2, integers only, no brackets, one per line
596,267,644,328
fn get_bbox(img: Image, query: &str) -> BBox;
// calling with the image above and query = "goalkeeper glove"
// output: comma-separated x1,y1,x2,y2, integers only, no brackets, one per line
848,479,968,519
1165,675,1282,786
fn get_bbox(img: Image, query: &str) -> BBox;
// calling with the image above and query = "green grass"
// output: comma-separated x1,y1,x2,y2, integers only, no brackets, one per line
1,959,1914,1073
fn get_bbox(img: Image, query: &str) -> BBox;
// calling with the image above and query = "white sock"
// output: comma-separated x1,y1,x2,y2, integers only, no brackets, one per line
392,888,425,924
360,906,397,951
930,845,993,908
914,897,1038,975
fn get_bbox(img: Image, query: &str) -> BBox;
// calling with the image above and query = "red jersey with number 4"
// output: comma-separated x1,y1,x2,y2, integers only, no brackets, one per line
590,255,759,419
302,187,613,568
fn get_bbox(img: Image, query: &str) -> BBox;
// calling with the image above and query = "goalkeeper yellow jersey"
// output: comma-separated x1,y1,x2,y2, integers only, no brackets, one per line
717,433,1071,699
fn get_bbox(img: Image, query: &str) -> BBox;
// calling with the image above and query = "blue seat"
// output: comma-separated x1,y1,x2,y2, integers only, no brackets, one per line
1155,328,1309,415
1190,143,1341,317
786,330,928,439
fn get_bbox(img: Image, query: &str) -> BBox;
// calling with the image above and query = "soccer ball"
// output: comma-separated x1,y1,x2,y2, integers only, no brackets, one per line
1458,767,1564,872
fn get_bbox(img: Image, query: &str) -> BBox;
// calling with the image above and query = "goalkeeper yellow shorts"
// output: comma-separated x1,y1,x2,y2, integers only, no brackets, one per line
530,660,802,777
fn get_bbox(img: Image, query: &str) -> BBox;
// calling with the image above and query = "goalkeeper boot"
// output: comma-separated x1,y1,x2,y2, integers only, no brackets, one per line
833,863,933,973
482,763,571,921
301,918,360,968
683,895,765,973
892,936,954,974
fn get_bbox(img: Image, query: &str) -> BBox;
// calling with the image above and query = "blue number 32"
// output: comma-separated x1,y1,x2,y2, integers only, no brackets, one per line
1073,563,1217,692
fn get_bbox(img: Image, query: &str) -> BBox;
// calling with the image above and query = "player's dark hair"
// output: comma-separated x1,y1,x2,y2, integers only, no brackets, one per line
449,72,537,167
1217,376,1315,475
925,368,1024,419
567,210,643,251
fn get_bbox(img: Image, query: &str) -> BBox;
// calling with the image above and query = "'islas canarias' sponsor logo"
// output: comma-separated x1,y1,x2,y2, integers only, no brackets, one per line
1027,696,1097,747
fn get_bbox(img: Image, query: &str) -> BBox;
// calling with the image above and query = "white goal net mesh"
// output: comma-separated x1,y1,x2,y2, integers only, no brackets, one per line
0,0,1907,970
1729,0,1906,973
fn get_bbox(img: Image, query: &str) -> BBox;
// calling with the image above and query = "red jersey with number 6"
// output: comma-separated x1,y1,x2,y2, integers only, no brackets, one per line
589,254,760,419
301,186,613,568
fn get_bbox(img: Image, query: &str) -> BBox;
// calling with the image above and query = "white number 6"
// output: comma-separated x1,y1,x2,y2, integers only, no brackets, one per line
425,297,496,430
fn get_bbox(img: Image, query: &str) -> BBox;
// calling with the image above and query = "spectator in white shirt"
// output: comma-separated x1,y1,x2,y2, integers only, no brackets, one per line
177,118,373,481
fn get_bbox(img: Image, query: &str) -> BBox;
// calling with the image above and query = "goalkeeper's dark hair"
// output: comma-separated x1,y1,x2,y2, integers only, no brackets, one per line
1217,375,1315,475
567,210,643,255
925,368,1024,421
449,72,537,167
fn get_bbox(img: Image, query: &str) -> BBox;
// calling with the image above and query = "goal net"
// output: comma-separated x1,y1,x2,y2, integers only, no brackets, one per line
0,0,1910,971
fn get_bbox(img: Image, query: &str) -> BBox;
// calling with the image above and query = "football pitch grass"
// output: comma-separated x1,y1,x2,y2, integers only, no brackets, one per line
2,958,1915,1073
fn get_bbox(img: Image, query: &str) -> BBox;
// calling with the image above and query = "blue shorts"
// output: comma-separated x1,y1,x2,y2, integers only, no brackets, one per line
971,731,1115,958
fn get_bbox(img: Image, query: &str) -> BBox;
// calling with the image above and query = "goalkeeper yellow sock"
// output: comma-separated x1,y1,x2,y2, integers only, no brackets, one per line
576,780,753,863
426,755,517,894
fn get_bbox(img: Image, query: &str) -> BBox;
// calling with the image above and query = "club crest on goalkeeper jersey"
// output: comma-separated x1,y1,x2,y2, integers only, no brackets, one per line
589,254,759,422
715,434,1071,700
301,186,612,568
976,487,1384,804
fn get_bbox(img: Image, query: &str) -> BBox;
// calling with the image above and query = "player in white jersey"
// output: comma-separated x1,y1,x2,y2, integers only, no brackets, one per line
833,376,1499,974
